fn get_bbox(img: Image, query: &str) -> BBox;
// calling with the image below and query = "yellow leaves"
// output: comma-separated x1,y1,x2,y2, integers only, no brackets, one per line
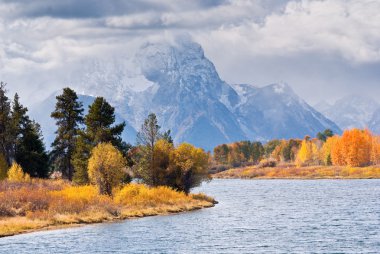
153,139,173,169
296,139,313,166
322,136,338,165
171,143,209,173
114,183,191,206
88,143,126,195
295,138,323,166
51,185,99,203
7,163,30,182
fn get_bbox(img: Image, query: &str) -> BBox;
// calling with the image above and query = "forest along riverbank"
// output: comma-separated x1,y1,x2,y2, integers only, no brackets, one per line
213,165,380,179
0,180,216,238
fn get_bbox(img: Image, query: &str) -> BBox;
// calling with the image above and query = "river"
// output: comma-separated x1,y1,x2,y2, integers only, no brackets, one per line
1,179,379,253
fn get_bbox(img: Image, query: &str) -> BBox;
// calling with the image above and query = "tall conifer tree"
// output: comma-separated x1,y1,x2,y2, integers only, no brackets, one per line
135,113,162,186
51,88,83,180
0,82,13,166
11,94,49,177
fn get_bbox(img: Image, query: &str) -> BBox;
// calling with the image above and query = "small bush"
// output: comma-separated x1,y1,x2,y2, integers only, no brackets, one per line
7,163,30,182
258,159,277,168
209,165,229,174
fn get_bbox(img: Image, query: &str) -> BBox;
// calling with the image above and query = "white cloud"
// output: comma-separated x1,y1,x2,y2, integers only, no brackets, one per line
199,0,380,63
0,0,379,106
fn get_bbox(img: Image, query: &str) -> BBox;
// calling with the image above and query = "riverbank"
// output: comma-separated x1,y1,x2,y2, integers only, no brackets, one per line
0,180,216,237
213,165,380,179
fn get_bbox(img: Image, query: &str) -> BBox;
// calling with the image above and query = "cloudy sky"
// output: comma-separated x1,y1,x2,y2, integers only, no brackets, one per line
1,0,379,106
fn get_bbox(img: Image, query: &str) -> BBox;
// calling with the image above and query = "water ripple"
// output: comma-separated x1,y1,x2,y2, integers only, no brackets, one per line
0,179,379,253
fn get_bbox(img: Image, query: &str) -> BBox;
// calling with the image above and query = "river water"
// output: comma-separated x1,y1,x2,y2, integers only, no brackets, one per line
1,179,379,253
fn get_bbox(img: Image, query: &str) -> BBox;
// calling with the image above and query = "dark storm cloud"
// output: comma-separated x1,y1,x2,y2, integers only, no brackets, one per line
2,0,228,19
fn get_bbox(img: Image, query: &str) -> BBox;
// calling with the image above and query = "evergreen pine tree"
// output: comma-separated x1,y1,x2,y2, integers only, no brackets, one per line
15,121,49,178
10,93,28,160
72,132,91,184
51,88,83,180
162,130,173,144
0,82,13,165
85,97,126,149
135,113,162,186
0,153,8,180
11,94,49,178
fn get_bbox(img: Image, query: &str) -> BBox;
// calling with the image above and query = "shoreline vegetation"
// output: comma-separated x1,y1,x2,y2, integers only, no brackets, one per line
0,180,216,238
213,164,380,179
0,85,215,238
1,84,380,237
211,129,380,180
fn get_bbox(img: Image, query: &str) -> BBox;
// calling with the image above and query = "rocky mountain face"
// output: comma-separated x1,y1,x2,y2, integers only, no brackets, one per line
234,83,341,140
315,95,380,132
31,39,341,151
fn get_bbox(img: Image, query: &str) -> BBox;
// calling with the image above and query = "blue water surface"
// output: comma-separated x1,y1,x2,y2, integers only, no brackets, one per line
1,179,379,253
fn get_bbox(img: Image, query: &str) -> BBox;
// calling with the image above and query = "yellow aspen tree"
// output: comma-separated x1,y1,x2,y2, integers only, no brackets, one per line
88,143,126,196
296,138,313,166
8,162,30,182
322,136,337,165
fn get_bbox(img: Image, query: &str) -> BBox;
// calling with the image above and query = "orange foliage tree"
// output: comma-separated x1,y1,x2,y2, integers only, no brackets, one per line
371,136,380,165
329,129,376,167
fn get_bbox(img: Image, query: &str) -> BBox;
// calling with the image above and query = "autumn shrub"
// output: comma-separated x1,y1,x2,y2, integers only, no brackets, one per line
114,184,191,207
209,164,229,174
0,187,51,217
258,159,277,168
7,163,30,182
49,185,115,214
191,193,216,203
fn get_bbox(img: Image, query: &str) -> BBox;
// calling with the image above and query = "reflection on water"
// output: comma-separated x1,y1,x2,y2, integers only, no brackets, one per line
0,179,379,253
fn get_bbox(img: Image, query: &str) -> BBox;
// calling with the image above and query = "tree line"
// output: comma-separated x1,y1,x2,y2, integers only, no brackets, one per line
0,84,209,196
213,128,380,168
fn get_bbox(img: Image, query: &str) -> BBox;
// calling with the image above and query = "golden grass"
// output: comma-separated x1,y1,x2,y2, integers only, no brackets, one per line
114,184,215,218
214,165,380,179
0,180,215,237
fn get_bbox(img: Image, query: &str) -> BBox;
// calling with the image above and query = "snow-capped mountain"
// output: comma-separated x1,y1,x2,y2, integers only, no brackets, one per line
233,83,341,140
315,95,379,130
31,38,341,151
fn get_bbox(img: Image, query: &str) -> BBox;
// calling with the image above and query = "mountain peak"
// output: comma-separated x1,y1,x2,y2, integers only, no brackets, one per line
265,83,294,95
32,39,342,151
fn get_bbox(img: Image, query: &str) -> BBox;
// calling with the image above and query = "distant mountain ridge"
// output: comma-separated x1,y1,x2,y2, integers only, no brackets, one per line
30,38,341,151
315,95,380,133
